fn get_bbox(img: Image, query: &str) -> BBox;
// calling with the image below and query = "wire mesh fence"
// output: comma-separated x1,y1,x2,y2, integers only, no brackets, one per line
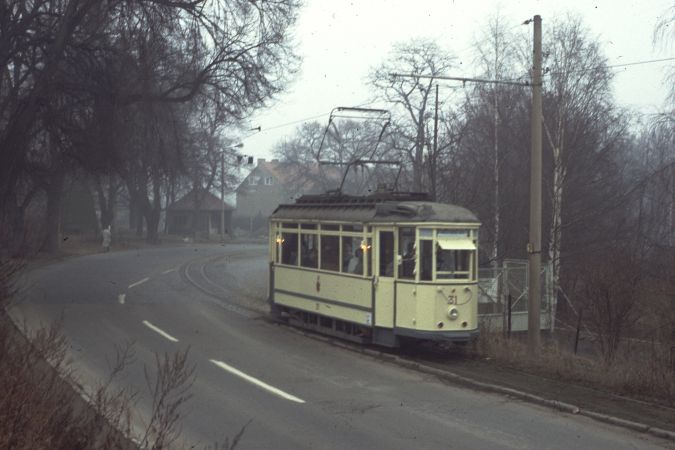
477,259,555,332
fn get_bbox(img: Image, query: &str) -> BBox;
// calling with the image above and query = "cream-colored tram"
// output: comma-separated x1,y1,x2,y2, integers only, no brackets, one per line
268,191,480,347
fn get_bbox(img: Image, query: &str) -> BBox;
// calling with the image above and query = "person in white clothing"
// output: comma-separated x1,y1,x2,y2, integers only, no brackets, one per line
101,226,111,252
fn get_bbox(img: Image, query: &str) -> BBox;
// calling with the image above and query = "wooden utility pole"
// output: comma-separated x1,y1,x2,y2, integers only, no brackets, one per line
528,14,542,355
432,83,439,201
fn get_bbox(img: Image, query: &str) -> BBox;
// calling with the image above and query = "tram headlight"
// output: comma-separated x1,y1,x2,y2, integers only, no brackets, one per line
447,307,459,321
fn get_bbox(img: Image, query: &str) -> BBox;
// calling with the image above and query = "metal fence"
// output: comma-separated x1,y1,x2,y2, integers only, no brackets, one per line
477,259,556,332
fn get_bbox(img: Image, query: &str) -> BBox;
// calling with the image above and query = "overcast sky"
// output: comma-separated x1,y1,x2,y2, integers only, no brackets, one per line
239,0,674,160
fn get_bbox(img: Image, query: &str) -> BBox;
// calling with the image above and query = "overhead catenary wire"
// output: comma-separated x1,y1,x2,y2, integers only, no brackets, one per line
247,56,673,138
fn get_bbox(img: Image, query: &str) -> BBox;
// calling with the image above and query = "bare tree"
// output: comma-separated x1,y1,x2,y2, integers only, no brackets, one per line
369,39,457,192
536,15,621,307
469,14,521,269
1,0,301,250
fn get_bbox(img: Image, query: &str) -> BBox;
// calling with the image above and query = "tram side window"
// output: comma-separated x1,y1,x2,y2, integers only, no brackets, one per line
281,232,298,265
300,234,318,268
398,227,415,279
320,235,339,271
419,240,433,281
341,236,363,275
379,231,395,277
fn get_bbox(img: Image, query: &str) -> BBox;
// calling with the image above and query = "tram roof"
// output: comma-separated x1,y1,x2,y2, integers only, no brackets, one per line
271,192,479,224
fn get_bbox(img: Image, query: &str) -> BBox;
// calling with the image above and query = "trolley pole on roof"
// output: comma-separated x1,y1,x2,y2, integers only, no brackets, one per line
527,14,542,356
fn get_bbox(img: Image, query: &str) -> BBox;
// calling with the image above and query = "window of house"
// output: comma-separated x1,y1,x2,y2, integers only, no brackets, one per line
248,176,258,185
264,177,273,185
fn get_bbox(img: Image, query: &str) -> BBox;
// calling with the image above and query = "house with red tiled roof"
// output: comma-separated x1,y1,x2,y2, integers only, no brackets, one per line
234,159,341,233
167,188,234,237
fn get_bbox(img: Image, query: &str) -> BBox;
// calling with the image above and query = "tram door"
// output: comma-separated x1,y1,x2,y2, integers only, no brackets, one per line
374,229,395,328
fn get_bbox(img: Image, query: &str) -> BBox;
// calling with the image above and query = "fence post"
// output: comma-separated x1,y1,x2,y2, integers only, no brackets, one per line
574,308,583,355
507,294,512,339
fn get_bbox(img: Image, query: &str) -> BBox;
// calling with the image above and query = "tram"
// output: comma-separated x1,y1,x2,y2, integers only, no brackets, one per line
268,190,481,347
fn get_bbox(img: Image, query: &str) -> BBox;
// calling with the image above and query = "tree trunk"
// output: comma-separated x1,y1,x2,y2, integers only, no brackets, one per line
143,177,163,244
145,207,161,244
94,175,118,231
547,146,565,316
42,172,65,254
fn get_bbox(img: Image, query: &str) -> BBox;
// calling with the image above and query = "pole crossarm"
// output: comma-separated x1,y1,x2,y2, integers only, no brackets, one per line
389,72,531,87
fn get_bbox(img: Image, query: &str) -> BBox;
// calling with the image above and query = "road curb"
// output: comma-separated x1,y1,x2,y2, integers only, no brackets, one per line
648,427,675,441
280,324,675,444
409,359,674,443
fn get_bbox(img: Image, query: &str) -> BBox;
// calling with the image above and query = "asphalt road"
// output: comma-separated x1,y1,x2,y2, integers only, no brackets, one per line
8,244,672,449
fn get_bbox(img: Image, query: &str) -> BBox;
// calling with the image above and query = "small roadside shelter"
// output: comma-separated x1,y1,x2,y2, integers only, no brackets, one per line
166,189,233,238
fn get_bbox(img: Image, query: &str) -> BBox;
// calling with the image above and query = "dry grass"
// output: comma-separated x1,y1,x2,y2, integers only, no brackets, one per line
473,328,675,404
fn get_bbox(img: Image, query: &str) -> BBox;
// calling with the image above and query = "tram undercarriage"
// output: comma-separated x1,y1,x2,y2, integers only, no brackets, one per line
272,305,406,347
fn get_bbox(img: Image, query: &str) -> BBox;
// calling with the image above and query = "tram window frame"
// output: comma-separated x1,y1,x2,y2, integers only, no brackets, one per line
341,236,363,275
378,231,395,277
282,222,298,229
419,239,433,281
320,235,339,271
398,227,416,280
415,228,477,282
365,237,373,277
436,247,472,280
280,231,298,266
436,228,475,280
300,232,318,268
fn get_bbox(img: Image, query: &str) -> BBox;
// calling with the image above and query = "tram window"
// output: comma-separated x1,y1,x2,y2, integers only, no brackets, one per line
342,224,363,232
438,229,469,238
322,224,340,231
282,223,298,229
320,235,339,271
379,231,395,277
399,227,415,280
281,232,298,265
301,223,317,230
342,236,363,274
436,248,471,279
300,234,318,268
419,228,433,239
419,240,433,281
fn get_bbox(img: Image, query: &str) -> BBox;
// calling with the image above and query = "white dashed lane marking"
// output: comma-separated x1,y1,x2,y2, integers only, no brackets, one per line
210,359,305,404
128,277,150,289
142,320,179,343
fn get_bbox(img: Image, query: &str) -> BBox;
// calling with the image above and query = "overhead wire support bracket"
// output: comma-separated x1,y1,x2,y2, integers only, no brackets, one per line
389,72,531,87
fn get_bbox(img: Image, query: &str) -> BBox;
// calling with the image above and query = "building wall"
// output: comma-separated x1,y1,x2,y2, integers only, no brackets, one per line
167,210,232,237
235,162,294,220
